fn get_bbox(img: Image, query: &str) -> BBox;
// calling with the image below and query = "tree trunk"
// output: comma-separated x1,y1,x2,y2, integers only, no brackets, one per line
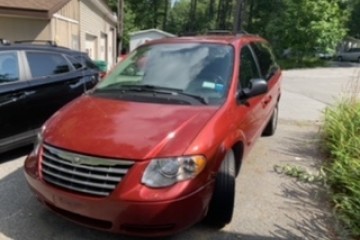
153,0,158,28
163,0,169,30
226,0,233,29
188,0,197,32
217,0,228,30
233,0,245,33
208,0,215,28
117,0,124,55
247,0,255,32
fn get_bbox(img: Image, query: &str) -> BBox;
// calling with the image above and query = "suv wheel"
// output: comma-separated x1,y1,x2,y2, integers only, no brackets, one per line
204,150,235,228
262,104,278,137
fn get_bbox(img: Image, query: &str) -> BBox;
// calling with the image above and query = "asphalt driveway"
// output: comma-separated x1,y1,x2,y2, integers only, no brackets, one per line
1,65,359,240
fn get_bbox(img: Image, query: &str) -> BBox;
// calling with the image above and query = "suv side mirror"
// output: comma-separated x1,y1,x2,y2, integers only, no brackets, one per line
238,78,268,100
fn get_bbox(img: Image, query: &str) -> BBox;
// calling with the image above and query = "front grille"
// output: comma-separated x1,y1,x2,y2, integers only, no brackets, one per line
41,144,134,197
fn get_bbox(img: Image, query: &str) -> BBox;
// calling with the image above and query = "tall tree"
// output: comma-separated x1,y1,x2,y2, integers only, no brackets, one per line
347,0,360,38
117,0,124,53
188,0,198,31
163,0,170,30
208,0,216,28
266,0,348,55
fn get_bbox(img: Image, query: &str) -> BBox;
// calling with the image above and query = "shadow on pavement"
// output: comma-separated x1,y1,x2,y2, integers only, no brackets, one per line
271,181,335,240
0,167,328,240
265,123,336,240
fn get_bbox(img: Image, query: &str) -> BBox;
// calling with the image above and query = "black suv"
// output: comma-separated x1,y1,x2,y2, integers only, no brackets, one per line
0,40,100,154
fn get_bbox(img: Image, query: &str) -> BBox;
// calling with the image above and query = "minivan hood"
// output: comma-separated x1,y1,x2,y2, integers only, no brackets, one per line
44,95,219,160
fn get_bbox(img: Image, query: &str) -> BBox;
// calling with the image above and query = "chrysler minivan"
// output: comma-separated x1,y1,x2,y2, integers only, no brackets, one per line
25,34,282,237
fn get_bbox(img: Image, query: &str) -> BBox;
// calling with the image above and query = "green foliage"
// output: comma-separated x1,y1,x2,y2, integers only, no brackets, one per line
106,0,117,12
347,0,360,38
166,0,191,34
105,0,353,65
167,0,220,35
265,0,348,56
274,164,326,184
323,101,360,238
278,57,329,70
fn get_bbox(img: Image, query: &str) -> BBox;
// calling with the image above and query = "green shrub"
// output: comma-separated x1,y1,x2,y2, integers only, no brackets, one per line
323,101,360,238
278,57,328,70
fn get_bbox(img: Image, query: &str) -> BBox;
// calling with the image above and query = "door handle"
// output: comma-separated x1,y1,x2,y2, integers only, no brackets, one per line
66,78,82,88
0,98,16,107
0,91,35,107
262,96,272,107
12,91,35,100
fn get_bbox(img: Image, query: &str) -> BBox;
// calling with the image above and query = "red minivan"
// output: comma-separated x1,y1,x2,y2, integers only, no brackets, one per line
24,34,282,237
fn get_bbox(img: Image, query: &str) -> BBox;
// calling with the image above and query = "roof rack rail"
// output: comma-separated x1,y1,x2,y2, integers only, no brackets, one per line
206,30,233,35
0,38,11,45
14,40,58,47
180,29,250,37
235,30,249,35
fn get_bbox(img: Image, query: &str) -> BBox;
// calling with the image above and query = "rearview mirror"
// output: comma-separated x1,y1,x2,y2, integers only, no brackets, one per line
238,78,268,99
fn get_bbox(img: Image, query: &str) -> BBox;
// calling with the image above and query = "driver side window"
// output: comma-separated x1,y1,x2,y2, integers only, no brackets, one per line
239,46,260,89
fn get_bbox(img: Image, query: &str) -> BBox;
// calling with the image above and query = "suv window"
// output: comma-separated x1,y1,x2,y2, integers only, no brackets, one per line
250,42,277,80
0,52,20,84
75,55,99,70
239,46,260,89
26,52,70,78
67,56,83,69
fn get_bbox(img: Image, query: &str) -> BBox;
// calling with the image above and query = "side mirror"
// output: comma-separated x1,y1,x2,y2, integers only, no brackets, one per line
238,78,268,99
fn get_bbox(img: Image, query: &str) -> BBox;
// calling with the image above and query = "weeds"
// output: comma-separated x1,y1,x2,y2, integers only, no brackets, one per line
274,164,326,184
323,100,360,238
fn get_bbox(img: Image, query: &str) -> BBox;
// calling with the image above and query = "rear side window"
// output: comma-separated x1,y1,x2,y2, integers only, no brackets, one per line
251,42,278,80
75,55,99,70
0,52,20,84
67,56,83,69
26,52,70,78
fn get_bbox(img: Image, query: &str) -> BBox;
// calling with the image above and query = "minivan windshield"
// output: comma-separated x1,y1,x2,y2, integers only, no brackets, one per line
95,43,234,105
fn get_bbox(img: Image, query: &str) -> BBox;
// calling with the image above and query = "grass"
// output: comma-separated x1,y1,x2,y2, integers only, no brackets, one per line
278,56,329,70
323,100,360,239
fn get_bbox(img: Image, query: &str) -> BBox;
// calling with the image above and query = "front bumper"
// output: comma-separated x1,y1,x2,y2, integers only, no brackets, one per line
24,153,214,237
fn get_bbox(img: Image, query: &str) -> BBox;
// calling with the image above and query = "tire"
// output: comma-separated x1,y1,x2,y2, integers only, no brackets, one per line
337,56,343,62
204,150,236,228
262,104,278,137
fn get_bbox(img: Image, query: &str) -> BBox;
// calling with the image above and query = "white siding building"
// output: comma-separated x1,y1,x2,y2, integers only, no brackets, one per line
80,0,117,68
0,0,117,69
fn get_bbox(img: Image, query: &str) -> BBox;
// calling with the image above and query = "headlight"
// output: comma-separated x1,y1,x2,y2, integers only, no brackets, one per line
141,156,206,188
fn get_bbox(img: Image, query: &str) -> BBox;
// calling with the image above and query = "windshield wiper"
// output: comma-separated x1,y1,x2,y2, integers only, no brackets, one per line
134,85,209,105
96,84,208,105
174,91,209,105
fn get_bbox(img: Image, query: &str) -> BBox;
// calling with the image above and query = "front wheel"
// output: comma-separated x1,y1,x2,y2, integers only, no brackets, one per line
204,150,235,228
